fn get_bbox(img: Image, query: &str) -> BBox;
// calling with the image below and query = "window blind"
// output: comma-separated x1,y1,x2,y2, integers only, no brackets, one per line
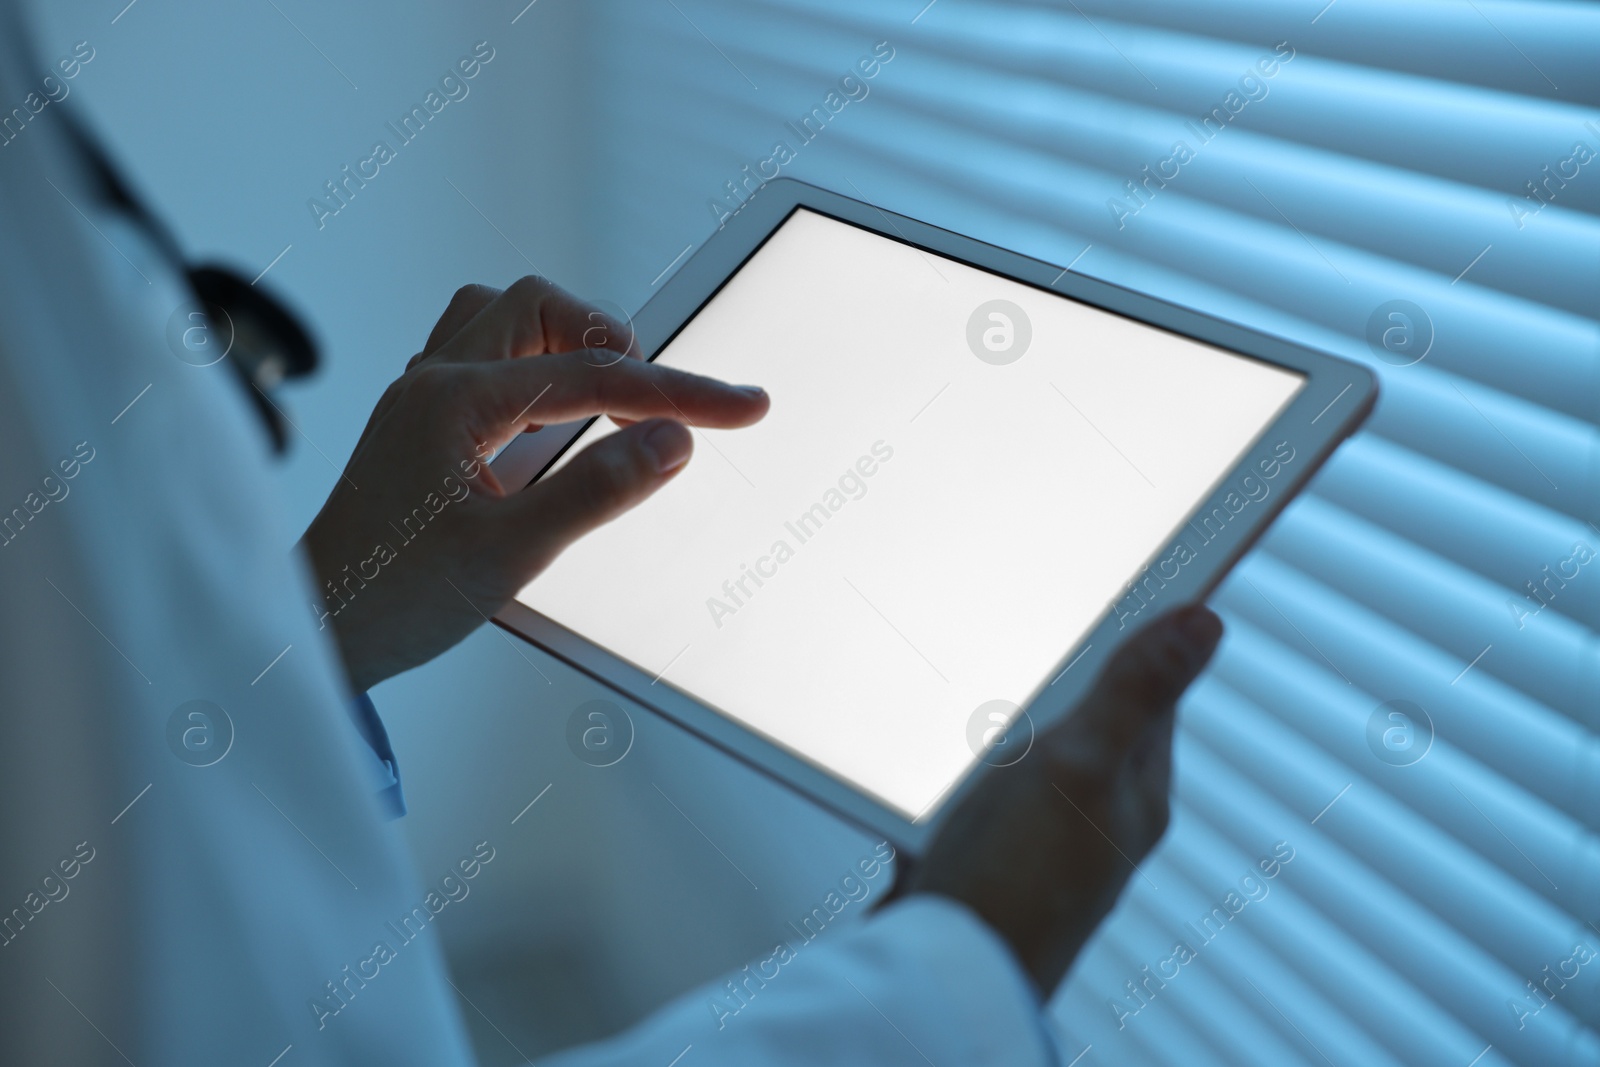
576,2,1600,1063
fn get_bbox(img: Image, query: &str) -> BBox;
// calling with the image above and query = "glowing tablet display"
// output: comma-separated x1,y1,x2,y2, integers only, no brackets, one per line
519,209,1303,818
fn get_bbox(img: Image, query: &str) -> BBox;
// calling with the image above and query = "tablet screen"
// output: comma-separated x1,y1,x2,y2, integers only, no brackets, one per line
517,208,1304,819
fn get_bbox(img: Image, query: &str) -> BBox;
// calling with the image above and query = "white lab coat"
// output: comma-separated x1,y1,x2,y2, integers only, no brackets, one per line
0,7,1058,1063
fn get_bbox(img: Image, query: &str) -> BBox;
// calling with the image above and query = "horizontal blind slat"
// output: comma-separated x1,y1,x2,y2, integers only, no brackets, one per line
1179,734,1593,1065
1262,494,1600,730
1186,665,1597,991
1214,554,1600,841
1154,816,1497,1067
1312,437,1600,629
591,4,1600,1063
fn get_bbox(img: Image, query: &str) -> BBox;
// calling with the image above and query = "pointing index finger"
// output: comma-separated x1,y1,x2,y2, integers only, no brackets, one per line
478,351,769,436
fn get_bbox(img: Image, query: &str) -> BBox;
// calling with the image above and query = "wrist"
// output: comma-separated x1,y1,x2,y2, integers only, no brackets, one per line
895,878,1097,1001
299,526,384,693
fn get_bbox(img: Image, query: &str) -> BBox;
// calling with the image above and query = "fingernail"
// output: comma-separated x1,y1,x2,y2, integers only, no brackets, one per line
733,384,766,397
641,420,691,473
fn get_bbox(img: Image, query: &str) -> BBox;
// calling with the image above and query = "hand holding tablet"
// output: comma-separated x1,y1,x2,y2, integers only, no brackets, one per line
299,177,1373,1003
498,180,1375,852
892,603,1223,996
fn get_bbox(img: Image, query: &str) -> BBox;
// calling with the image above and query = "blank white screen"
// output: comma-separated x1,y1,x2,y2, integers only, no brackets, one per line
518,208,1303,819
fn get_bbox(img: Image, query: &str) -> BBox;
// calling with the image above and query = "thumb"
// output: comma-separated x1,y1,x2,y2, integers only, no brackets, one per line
1060,606,1223,759
499,418,693,576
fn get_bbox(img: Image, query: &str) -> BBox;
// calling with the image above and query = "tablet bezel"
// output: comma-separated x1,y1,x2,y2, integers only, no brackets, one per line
494,178,1377,854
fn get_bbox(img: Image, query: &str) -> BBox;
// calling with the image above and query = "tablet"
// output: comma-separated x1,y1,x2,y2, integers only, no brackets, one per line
494,179,1376,853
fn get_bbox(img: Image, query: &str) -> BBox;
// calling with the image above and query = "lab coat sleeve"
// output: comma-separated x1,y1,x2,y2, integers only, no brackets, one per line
0,12,478,1062
542,894,1064,1066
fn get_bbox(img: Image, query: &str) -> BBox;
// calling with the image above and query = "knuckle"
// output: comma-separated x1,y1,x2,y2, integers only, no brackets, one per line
506,274,553,303
502,276,561,354
586,312,630,353
585,354,631,408
407,362,466,406
409,361,448,390
581,341,629,367
441,284,498,326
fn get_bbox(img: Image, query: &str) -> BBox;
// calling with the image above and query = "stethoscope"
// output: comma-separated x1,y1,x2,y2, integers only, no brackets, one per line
56,105,318,454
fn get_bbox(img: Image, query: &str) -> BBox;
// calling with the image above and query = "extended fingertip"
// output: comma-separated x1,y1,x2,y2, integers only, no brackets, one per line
640,419,692,473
